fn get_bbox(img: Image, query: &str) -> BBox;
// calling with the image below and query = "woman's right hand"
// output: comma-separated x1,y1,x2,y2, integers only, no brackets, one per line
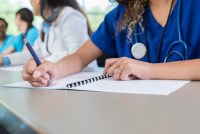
23,59,60,87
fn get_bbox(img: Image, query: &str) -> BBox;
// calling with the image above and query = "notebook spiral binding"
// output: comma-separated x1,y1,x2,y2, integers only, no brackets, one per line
66,74,111,88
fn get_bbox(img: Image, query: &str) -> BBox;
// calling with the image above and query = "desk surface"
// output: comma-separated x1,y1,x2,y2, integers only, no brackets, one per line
0,70,200,134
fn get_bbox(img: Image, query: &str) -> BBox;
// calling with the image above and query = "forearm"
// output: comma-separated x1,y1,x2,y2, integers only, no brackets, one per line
55,40,103,79
151,59,200,80
55,53,85,79
2,47,15,55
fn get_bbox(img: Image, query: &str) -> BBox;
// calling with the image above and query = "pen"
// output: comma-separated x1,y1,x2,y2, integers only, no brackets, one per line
21,33,52,86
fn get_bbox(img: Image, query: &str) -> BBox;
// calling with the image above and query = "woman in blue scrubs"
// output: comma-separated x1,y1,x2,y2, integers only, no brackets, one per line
23,0,200,87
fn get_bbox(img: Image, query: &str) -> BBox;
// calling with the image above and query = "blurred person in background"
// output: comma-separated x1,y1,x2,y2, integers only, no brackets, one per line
2,8,38,55
0,18,14,54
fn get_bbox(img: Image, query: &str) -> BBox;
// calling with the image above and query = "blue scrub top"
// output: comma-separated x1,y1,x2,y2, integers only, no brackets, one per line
12,26,38,52
0,35,14,53
91,0,200,63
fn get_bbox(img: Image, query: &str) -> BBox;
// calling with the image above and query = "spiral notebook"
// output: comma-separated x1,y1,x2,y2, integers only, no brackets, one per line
3,72,190,95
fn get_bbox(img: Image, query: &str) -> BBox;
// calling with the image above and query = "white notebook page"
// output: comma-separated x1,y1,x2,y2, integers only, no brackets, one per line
3,72,190,95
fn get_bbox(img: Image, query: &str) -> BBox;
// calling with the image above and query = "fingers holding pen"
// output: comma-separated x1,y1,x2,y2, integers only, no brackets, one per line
32,61,57,79
23,58,37,81
23,59,58,87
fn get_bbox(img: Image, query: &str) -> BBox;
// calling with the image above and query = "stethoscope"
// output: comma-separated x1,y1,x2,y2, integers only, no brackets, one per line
42,7,60,55
131,0,188,63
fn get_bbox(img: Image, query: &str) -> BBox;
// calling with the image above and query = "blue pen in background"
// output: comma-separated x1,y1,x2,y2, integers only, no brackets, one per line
21,33,52,86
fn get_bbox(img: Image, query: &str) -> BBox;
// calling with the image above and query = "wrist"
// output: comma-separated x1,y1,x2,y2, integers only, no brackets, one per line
149,63,166,80
148,63,160,80
55,62,63,79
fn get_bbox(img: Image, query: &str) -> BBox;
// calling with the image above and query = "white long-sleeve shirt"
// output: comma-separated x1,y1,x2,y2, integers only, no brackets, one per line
5,6,90,66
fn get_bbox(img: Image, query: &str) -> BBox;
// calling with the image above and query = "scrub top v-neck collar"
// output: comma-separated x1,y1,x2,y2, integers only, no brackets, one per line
143,0,179,63
145,0,178,31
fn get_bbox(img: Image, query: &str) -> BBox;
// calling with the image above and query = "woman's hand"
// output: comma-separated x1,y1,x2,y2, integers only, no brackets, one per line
23,59,61,87
103,57,154,80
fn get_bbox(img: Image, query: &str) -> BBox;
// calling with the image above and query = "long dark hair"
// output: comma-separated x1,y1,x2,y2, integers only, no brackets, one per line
40,0,92,41
16,8,34,33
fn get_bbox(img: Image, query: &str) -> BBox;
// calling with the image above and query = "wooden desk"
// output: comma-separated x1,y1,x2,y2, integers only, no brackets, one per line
0,70,200,134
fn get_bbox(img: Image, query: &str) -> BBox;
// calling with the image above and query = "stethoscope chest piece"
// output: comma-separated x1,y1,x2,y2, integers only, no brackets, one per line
131,43,147,59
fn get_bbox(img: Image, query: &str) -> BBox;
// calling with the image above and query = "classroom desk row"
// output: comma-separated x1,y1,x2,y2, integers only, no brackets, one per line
0,70,200,134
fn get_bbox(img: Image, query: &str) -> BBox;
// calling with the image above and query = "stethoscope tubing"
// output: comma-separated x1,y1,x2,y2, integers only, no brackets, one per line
133,0,188,62
165,0,188,61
